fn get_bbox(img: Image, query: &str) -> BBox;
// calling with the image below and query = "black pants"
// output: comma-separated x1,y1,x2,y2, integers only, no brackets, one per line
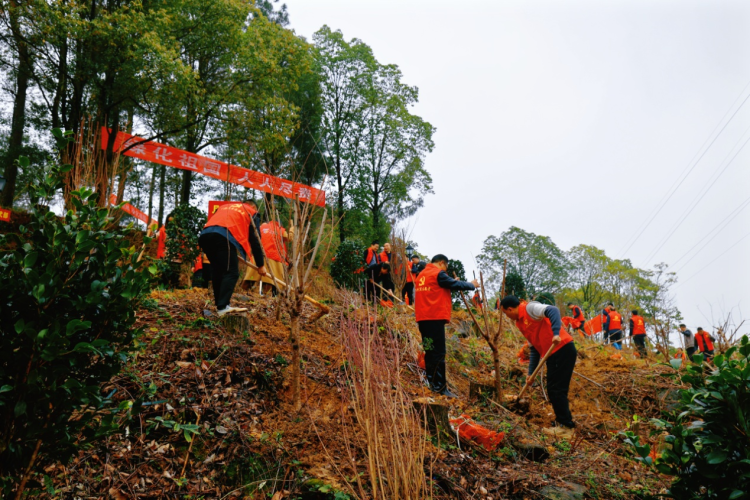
686,346,696,358
199,232,239,310
606,329,623,346
546,342,577,427
633,334,647,357
417,320,448,392
402,282,414,303
378,275,394,299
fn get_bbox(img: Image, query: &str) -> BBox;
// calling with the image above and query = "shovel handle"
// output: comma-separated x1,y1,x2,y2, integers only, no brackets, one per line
518,341,558,399
241,257,330,313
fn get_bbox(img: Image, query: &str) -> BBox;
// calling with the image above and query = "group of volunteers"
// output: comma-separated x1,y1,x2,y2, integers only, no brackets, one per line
157,200,295,317
408,253,576,437
362,241,425,305
156,202,716,440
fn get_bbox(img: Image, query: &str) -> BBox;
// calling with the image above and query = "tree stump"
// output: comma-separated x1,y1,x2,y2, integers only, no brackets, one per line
219,314,250,336
413,397,454,442
469,381,497,402
511,438,550,462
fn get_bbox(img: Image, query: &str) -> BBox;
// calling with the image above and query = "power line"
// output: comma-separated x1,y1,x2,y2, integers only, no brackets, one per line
641,128,750,265
618,80,750,257
671,194,750,271
678,230,750,287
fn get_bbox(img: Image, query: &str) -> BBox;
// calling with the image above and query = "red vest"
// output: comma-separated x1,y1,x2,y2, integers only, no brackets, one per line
571,306,585,327
260,222,287,263
607,311,623,330
192,254,203,273
204,203,258,259
415,263,452,322
379,251,390,263
156,226,167,259
365,248,380,266
515,302,573,356
695,332,714,351
631,315,646,335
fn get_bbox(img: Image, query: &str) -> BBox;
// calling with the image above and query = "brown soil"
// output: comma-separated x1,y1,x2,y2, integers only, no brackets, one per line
41,286,675,499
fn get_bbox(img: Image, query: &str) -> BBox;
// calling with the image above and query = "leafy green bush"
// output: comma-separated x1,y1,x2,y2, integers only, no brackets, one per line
504,271,526,299
0,158,154,496
621,335,750,499
160,204,206,288
330,238,366,290
165,204,206,264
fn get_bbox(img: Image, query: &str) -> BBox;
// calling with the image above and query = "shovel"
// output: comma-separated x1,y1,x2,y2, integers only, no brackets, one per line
505,340,558,412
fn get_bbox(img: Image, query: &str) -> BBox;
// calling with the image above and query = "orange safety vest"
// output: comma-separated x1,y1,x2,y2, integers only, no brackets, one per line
260,221,287,263
192,254,203,273
365,248,380,267
571,306,585,327
156,225,167,259
414,263,453,322
515,302,573,357
631,315,646,335
695,331,714,352
607,311,623,330
203,202,258,259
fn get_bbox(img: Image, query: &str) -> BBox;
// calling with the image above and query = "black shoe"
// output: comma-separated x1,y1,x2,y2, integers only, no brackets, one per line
552,420,576,429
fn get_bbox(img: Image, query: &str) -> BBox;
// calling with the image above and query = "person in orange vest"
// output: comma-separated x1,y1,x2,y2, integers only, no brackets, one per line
694,327,715,360
198,202,266,316
472,290,483,310
629,310,648,357
415,254,479,397
566,303,586,336
379,242,392,263
243,220,290,295
500,295,577,437
401,255,418,305
363,241,381,301
156,211,174,259
603,304,624,350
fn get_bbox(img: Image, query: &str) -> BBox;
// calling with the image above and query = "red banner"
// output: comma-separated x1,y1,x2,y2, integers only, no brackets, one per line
102,128,325,207
0,208,10,222
109,194,159,229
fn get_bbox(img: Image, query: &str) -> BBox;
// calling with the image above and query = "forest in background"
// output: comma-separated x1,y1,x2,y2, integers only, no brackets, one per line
0,0,434,244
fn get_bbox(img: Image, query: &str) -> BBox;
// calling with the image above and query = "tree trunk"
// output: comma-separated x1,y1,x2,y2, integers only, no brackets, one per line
147,165,157,224
158,165,166,226
180,170,192,205
2,0,32,208
51,35,68,130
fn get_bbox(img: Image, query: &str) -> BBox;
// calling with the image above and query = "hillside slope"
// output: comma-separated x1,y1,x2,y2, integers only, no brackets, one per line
43,286,677,499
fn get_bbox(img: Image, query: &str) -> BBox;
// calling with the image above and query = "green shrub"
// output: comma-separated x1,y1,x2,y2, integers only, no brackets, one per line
621,335,750,499
0,157,154,496
330,238,366,290
504,271,526,299
160,204,206,288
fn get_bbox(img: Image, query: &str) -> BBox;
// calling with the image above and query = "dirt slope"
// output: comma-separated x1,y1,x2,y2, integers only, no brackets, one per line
42,286,676,499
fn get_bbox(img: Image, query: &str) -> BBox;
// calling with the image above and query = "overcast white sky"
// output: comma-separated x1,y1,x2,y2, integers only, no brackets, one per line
283,0,750,332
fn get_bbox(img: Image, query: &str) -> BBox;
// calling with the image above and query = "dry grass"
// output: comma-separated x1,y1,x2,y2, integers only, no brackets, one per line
338,313,430,500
